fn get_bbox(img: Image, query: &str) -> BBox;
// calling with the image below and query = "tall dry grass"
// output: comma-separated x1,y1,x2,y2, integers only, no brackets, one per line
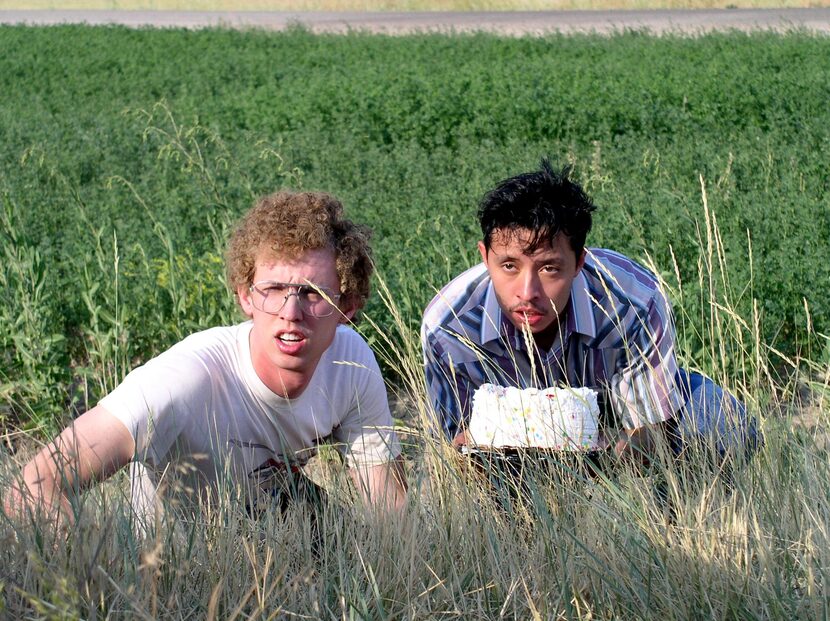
1,174,828,617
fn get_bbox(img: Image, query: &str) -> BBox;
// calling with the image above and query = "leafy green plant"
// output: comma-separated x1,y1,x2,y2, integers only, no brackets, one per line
0,196,69,431
0,26,828,433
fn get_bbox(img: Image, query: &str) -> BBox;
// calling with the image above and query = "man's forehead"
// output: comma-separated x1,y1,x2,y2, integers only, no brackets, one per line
255,245,336,264
252,246,339,280
489,227,565,257
254,249,291,266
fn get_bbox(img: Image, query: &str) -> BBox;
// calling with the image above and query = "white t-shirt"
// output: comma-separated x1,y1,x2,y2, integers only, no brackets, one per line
100,322,399,516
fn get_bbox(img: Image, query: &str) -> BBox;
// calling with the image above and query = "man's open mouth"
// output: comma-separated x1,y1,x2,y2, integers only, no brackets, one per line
278,332,304,343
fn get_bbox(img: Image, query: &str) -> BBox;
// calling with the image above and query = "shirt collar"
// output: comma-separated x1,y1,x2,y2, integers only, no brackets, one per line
480,280,505,345
568,269,598,338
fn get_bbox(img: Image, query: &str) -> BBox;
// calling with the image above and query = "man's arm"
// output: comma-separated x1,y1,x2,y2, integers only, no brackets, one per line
422,329,475,443
610,291,684,462
5,405,135,525
349,456,407,511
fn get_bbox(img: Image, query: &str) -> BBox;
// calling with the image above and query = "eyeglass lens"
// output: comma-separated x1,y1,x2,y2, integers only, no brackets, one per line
253,283,337,317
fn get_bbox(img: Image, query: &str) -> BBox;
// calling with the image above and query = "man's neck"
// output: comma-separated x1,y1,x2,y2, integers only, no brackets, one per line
507,310,568,355
261,369,310,400
532,327,558,353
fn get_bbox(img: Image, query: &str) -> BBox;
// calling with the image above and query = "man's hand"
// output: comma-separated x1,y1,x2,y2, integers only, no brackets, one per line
349,456,408,512
452,431,470,449
613,420,671,464
2,480,32,523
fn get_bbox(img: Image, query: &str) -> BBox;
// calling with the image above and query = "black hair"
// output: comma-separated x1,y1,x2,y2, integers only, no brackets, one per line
478,158,596,257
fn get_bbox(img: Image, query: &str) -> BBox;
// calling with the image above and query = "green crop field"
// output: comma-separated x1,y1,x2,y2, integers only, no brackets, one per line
1,25,827,429
1,25,829,618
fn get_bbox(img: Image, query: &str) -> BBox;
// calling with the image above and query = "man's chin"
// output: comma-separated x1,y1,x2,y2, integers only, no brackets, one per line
271,350,308,372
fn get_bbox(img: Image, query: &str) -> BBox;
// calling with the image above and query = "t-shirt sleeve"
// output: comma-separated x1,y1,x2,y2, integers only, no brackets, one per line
609,292,685,430
99,347,211,467
330,334,400,468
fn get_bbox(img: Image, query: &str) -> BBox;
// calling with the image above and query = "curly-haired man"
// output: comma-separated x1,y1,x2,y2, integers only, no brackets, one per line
10,191,406,528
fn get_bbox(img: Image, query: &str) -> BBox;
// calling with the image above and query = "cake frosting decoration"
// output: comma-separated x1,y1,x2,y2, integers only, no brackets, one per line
468,383,601,451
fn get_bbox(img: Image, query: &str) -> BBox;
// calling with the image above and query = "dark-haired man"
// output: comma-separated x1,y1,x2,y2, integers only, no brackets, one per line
422,159,758,461
7,191,406,529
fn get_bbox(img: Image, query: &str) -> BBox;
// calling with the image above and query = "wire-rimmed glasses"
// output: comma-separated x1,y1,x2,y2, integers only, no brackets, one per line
249,281,341,318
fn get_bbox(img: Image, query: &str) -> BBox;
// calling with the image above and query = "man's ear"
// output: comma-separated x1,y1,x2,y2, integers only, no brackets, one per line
478,240,488,264
575,248,587,274
237,285,254,318
338,303,358,325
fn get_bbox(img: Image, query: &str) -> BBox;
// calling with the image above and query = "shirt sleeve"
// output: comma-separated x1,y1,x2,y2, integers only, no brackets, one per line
422,325,474,441
609,291,685,430
331,338,401,468
99,348,211,467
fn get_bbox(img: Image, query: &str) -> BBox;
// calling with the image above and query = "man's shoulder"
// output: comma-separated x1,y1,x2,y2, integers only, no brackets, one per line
311,325,384,398
100,324,248,422
122,324,247,388
331,323,368,346
422,263,490,333
177,321,243,355
325,324,377,363
160,324,247,368
582,248,662,306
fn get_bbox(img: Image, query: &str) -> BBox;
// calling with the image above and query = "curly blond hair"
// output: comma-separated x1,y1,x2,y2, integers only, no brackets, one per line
226,191,373,311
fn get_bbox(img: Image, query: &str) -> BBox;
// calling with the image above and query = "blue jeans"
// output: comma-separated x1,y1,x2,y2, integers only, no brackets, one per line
673,368,762,459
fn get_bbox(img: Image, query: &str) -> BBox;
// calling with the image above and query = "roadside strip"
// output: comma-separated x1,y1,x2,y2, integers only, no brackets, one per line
1,8,829,35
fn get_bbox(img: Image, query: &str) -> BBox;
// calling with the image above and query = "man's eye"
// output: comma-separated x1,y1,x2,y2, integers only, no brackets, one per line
264,284,289,295
540,265,560,275
298,286,324,303
501,262,516,271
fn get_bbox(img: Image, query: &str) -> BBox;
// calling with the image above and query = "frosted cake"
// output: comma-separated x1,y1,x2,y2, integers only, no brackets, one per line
468,384,601,451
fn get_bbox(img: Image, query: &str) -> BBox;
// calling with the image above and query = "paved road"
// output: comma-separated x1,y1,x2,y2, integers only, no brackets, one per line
1,8,829,35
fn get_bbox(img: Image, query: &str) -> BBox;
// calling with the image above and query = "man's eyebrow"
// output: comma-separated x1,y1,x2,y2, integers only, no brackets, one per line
492,252,521,262
526,253,567,269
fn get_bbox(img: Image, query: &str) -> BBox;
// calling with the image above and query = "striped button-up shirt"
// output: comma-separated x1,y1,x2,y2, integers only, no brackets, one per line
421,248,684,440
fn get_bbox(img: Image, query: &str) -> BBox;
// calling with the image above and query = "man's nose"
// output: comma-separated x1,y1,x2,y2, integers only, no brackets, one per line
519,272,542,301
278,292,305,321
